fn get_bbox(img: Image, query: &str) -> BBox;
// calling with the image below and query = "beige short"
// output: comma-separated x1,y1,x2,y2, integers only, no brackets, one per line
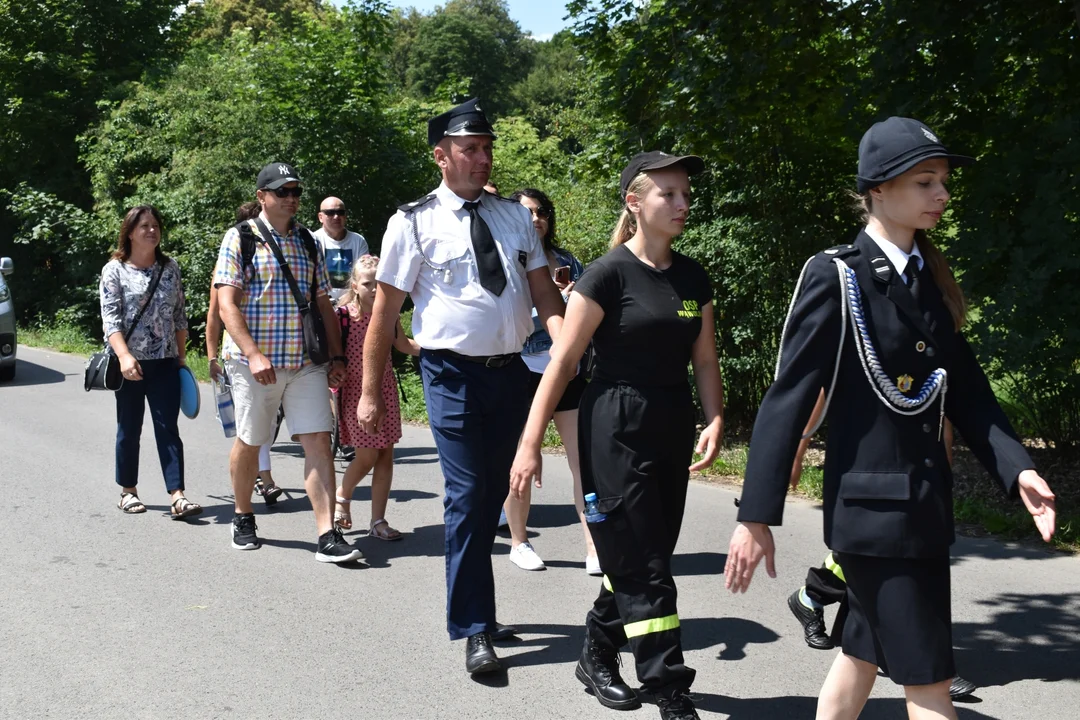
227,359,332,446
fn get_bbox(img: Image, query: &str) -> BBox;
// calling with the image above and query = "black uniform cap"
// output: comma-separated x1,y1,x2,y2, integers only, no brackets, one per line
857,118,973,193
257,162,302,190
427,98,496,147
620,151,705,196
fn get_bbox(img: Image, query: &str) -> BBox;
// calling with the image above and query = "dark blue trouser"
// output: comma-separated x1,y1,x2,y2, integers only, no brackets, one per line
114,358,185,492
420,350,530,640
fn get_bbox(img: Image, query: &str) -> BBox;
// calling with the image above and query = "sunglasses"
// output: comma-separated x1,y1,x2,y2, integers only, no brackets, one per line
530,206,552,219
321,208,347,217
267,186,303,198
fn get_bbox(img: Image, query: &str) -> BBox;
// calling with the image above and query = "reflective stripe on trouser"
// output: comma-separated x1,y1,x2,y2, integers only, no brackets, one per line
824,553,846,583
580,381,697,695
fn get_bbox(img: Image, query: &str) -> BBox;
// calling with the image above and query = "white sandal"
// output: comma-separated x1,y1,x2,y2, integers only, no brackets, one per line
369,518,402,541
334,495,352,530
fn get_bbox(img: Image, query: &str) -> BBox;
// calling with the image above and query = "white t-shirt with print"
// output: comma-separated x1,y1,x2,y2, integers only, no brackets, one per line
313,227,369,301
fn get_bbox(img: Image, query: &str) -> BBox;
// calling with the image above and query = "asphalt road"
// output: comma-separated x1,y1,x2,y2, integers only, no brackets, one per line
1,346,1077,720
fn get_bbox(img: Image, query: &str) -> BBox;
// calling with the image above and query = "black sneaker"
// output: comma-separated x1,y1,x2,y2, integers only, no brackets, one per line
315,527,364,564
657,690,700,720
231,512,260,550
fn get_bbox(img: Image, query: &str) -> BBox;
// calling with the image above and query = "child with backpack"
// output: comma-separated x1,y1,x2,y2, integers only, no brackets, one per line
334,255,420,539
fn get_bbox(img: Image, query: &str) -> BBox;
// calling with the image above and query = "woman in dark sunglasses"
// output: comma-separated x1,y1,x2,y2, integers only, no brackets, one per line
501,187,600,576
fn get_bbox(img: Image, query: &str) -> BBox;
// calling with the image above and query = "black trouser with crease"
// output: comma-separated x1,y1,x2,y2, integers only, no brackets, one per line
579,380,697,696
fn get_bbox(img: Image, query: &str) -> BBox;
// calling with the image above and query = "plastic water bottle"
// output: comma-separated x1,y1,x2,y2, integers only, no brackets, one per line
214,373,236,438
583,492,607,524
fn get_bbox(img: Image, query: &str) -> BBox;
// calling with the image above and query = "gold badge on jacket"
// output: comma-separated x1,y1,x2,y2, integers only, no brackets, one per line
897,374,914,393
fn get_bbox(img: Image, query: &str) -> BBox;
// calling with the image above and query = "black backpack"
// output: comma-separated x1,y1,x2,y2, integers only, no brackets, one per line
236,220,320,278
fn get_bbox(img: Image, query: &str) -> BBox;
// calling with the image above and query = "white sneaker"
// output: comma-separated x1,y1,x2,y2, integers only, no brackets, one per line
585,555,603,576
509,542,546,571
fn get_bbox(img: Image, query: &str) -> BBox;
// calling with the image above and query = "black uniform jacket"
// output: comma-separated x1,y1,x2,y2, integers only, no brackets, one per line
737,231,1034,558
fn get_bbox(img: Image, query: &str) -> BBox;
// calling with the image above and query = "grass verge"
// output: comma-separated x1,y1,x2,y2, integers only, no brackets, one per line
18,323,99,356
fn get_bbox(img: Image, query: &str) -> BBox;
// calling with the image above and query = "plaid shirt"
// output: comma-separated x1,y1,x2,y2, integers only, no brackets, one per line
213,215,331,369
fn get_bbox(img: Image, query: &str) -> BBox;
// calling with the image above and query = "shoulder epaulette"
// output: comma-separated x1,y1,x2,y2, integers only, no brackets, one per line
819,243,859,259
398,194,437,214
489,192,517,203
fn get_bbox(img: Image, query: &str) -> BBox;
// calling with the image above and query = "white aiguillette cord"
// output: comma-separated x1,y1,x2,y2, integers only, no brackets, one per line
774,257,947,440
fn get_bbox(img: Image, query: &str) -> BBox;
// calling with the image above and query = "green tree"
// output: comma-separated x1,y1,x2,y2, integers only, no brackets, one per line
511,30,587,137
403,0,533,113
188,0,327,42
12,3,434,343
0,0,191,325
0,0,184,205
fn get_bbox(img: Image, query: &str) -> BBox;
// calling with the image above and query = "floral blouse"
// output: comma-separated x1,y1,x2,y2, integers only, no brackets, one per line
99,258,187,360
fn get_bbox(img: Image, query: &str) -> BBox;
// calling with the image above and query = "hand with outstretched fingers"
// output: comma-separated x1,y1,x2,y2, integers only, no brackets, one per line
725,522,776,593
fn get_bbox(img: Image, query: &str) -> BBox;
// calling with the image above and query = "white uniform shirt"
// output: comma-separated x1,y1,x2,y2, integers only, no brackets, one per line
377,182,547,355
865,225,924,284
313,227,369,302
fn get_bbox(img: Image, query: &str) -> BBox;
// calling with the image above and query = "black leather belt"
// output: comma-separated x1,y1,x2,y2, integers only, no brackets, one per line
435,349,520,368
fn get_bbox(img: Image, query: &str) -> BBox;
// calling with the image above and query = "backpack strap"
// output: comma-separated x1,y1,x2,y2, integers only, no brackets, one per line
236,221,258,275
336,305,351,351
296,225,320,265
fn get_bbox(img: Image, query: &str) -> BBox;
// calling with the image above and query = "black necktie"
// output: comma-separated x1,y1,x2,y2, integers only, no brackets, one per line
463,200,506,296
903,257,922,307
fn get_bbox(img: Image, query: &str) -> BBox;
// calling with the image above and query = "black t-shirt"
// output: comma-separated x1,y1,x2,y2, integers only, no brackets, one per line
574,244,712,387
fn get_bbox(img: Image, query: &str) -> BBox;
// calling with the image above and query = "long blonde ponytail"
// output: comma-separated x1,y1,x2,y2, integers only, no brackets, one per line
609,173,652,249
854,193,967,331
915,230,967,331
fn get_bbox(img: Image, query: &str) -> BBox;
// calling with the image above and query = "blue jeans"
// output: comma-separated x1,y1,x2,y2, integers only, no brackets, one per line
114,358,185,492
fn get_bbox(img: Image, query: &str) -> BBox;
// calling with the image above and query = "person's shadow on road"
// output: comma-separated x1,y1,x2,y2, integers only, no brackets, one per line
496,616,780,670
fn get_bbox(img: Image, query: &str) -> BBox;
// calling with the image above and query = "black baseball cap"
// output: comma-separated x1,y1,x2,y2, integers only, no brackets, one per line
620,151,705,196
257,162,302,190
857,118,973,193
427,98,496,147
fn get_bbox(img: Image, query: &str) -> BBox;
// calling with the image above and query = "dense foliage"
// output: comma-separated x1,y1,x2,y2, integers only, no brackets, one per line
1,0,1077,446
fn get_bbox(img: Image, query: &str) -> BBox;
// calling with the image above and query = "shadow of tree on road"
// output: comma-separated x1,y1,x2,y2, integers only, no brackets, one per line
949,535,1063,565
954,591,1080,688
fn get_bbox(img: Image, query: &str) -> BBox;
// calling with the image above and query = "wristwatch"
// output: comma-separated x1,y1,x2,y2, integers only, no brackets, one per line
332,355,348,366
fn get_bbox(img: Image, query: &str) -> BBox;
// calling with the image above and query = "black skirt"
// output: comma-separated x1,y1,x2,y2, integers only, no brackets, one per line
834,552,955,686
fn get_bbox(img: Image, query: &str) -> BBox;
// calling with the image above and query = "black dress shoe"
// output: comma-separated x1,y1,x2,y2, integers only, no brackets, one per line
788,589,834,650
465,632,503,674
949,676,977,699
575,635,640,710
490,623,517,641
657,690,700,720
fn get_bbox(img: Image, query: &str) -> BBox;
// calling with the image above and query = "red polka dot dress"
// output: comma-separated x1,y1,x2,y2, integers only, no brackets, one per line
337,306,402,449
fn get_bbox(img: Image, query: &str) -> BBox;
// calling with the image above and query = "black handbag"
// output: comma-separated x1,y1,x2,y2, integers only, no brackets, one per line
84,261,164,391
253,219,330,365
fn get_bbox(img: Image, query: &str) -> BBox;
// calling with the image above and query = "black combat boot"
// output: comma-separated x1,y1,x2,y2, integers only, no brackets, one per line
574,635,640,710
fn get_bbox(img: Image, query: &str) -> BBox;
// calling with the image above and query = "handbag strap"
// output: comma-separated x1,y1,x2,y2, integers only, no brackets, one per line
253,218,311,312
123,261,165,343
